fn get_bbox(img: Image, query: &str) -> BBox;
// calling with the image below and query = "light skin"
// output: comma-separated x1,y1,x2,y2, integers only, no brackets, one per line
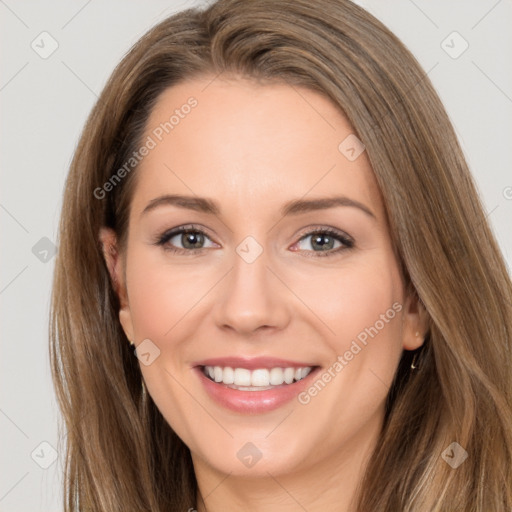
100,76,427,512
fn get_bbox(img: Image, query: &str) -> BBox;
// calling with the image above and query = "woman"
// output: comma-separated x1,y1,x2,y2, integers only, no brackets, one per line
50,0,512,510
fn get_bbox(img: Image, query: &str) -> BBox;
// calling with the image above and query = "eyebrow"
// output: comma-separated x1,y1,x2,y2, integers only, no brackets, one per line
141,194,376,219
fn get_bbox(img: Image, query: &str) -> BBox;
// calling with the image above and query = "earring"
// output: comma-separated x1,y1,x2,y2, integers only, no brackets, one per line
411,332,424,371
128,338,135,346
411,334,420,370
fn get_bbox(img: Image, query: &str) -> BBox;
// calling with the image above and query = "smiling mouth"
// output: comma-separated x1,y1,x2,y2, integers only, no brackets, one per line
201,365,317,391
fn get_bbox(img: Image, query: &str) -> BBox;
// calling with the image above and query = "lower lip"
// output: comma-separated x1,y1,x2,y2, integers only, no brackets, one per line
195,366,320,414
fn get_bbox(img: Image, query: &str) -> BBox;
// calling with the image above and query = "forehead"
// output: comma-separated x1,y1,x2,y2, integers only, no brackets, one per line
130,76,384,222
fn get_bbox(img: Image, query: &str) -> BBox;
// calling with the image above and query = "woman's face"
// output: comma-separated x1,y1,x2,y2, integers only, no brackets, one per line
102,76,424,479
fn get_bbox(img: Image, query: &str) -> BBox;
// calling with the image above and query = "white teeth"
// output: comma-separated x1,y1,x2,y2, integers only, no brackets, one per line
213,366,223,383
301,367,312,379
222,366,234,384
283,367,295,384
234,368,251,386
269,367,284,385
251,369,269,386
203,365,314,387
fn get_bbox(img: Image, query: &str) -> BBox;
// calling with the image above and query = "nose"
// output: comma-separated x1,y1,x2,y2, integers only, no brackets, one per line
213,246,292,336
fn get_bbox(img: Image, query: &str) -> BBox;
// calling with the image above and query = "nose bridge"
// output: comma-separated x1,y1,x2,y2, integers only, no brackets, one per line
212,235,291,334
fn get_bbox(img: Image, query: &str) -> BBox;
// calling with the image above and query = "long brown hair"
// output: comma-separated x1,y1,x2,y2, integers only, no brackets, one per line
50,0,512,510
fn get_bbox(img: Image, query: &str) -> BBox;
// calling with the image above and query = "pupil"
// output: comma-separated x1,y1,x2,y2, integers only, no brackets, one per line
312,234,333,250
183,231,204,249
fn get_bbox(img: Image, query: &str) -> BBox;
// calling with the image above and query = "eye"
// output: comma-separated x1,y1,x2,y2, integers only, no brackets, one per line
291,227,354,257
155,224,217,254
154,224,354,257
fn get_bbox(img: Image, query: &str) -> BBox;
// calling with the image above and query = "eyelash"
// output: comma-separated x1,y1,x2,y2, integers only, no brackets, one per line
154,223,355,258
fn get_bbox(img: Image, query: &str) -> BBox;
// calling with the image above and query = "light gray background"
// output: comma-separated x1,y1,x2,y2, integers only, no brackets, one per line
1,1,511,510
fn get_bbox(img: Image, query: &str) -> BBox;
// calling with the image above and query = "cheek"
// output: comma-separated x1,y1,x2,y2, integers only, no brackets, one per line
295,257,403,352
288,260,405,451
332,271,402,346
294,255,406,412
125,247,215,339
126,243,405,368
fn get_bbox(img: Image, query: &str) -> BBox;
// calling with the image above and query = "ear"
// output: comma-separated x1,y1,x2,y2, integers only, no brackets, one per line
401,289,429,351
98,227,135,343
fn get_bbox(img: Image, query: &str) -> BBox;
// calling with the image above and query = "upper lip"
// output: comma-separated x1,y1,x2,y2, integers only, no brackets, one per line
194,357,317,370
